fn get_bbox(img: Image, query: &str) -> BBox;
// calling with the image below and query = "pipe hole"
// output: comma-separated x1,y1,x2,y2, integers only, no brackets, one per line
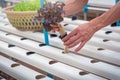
9,57,18,62
50,34,57,38
11,63,20,68
64,24,68,26
97,48,105,51
4,23,9,26
8,44,15,48
35,75,46,79
105,31,112,34
103,39,109,42
26,51,35,55
6,33,11,36
49,60,58,65
79,71,89,76
72,15,77,20
39,43,47,47
3,17,6,19
62,51,65,54
91,59,99,63
21,37,28,40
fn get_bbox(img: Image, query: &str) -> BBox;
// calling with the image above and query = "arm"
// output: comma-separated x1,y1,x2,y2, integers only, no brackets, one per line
89,1,120,32
62,1,120,52
63,0,88,16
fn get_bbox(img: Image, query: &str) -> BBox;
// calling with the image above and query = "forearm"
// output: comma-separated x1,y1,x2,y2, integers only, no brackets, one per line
89,1,120,32
64,0,88,16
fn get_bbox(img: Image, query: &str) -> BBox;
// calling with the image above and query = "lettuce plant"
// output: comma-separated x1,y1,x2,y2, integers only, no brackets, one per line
34,2,65,31
14,0,40,11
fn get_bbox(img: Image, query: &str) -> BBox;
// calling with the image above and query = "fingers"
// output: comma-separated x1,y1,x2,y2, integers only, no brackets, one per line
67,37,82,48
62,29,77,42
64,33,81,46
75,41,86,52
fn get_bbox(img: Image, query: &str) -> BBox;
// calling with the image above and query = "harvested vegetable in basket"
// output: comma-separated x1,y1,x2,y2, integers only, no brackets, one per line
13,0,40,11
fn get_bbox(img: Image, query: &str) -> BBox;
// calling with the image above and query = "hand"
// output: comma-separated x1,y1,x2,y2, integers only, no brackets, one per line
63,0,88,16
62,23,96,52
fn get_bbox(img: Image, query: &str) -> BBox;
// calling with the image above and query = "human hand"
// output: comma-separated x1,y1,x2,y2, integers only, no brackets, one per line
62,23,96,52
63,0,88,16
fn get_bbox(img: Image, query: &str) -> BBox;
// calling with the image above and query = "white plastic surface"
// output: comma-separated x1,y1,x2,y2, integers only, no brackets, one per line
0,41,107,80
0,24,120,66
88,0,115,8
0,55,53,80
0,31,120,80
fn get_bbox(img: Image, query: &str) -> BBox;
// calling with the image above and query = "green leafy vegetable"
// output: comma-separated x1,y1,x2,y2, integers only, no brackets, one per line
13,0,41,11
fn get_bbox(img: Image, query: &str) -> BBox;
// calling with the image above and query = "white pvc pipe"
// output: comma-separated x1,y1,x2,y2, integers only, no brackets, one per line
62,18,112,30
1,17,119,42
0,10,6,17
0,17,3,21
94,30,120,42
0,16,9,23
0,15,120,33
0,31,120,80
83,12,87,20
60,22,120,42
88,0,115,8
88,37,120,52
62,18,120,33
103,27,120,33
63,18,88,25
0,24,120,66
0,55,53,80
0,41,106,80
88,7,109,12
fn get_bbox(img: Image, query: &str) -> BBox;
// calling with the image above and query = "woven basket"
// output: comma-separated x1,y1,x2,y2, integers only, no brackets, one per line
3,6,43,31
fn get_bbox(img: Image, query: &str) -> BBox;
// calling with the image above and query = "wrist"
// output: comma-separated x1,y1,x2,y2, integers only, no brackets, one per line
89,16,106,32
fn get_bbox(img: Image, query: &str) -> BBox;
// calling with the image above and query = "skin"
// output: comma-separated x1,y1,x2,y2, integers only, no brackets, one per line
62,0,120,52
